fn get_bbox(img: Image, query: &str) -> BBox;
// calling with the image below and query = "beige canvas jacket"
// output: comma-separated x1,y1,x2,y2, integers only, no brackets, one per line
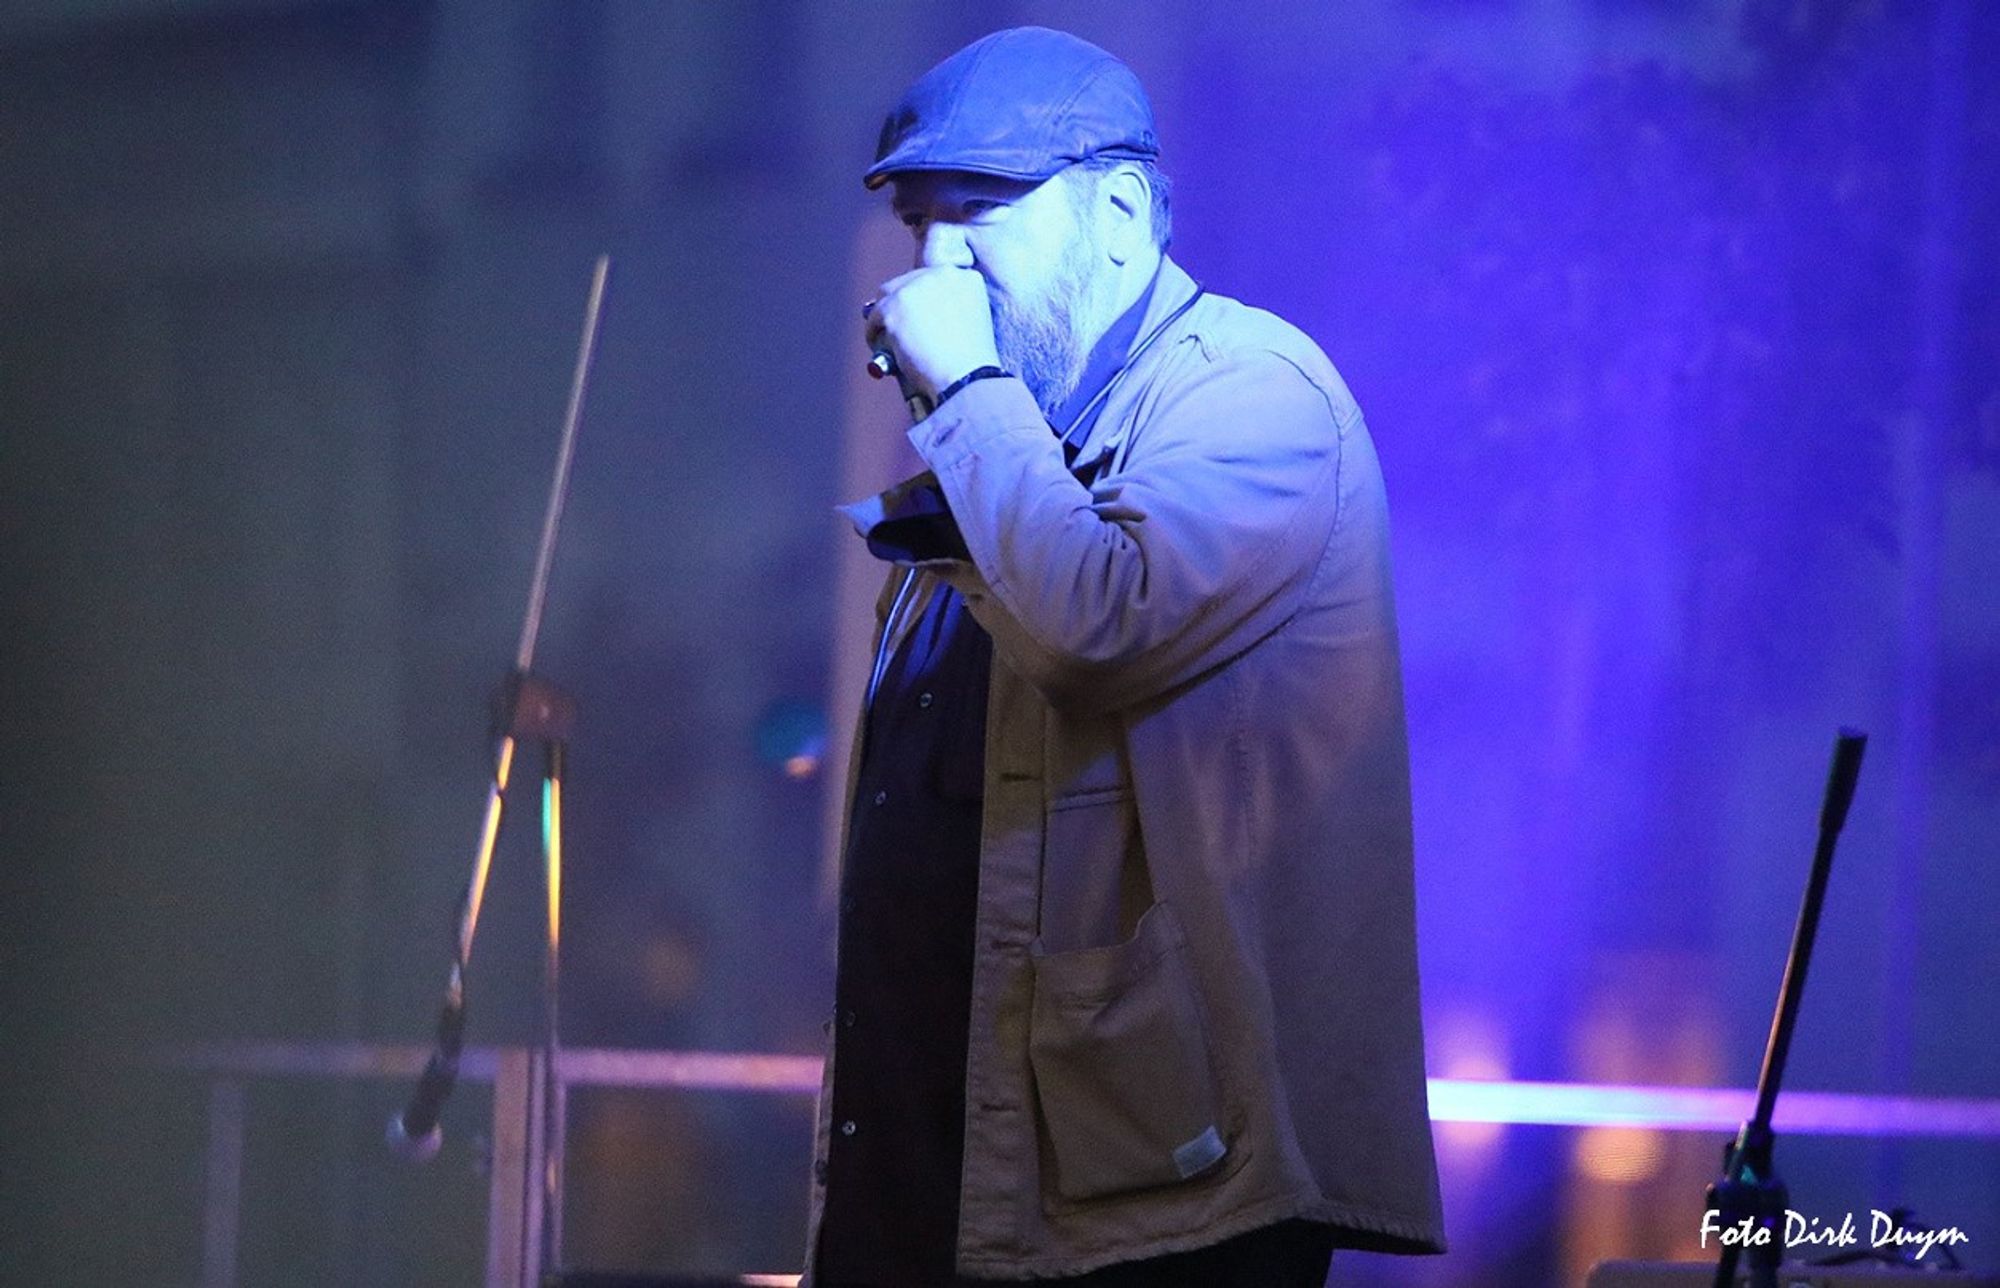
808,257,1445,1281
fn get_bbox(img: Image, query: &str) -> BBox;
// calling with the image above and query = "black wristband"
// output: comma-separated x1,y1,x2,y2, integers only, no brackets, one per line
935,365,1010,407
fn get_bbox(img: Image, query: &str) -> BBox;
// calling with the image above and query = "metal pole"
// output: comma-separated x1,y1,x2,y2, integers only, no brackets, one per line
200,1078,246,1288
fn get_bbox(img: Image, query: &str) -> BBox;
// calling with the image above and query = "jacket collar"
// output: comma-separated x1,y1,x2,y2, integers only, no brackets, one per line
1060,255,1201,478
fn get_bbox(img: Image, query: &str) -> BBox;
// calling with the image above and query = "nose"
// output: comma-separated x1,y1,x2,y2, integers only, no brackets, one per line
917,221,974,270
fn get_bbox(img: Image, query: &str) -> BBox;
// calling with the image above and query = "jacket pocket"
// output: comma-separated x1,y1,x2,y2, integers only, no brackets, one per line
1027,902,1229,1203
1038,785,1148,952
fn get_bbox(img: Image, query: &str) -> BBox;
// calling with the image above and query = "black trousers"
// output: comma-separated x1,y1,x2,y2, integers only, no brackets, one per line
826,1219,1335,1288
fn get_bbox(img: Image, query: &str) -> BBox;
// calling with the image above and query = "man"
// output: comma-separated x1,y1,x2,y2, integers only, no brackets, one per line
810,26,1444,1287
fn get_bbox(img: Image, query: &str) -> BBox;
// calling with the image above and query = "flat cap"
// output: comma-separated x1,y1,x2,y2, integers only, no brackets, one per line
864,27,1159,191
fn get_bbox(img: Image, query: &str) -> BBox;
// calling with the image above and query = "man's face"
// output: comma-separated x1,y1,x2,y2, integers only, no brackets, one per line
890,169,1111,420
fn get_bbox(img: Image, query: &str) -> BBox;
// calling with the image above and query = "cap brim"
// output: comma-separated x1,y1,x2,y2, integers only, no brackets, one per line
863,143,1159,190
862,157,1066,191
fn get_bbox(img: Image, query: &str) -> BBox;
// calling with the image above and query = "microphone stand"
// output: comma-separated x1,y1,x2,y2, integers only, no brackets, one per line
1707,729,1867,1288
389,256,610,1284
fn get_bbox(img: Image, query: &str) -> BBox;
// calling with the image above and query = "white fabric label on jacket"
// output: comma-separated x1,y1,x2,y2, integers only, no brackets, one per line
1172,1125,1226,1179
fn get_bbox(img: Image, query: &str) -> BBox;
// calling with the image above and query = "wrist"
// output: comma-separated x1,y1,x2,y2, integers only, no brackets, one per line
935,365,1010,407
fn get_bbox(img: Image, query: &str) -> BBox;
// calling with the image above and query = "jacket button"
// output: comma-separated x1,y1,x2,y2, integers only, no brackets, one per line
918,691,934,708
840,1119,857,1136
872,790,887,806
842,1010,856,1028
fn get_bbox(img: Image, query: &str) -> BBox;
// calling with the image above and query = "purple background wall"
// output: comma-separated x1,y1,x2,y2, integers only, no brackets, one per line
1,2,1993,1284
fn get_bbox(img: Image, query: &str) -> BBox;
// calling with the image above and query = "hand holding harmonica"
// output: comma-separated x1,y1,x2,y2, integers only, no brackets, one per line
862,265,1001,422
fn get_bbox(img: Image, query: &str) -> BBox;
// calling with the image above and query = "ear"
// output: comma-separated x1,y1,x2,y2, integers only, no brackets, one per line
1098,164,1151,266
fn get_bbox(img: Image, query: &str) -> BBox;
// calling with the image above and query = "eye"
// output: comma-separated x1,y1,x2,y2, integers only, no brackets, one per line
961,199,1001,218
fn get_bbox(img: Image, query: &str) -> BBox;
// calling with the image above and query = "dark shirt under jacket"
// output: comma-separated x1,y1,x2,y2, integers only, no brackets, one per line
818,265,1166,1288
817,585,991,1288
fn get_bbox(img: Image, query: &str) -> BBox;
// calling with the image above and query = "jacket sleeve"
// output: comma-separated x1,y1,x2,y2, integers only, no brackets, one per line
905,346,1348,715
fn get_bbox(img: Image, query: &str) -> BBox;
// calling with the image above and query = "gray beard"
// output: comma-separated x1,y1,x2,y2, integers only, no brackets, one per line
991,238,1105,423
